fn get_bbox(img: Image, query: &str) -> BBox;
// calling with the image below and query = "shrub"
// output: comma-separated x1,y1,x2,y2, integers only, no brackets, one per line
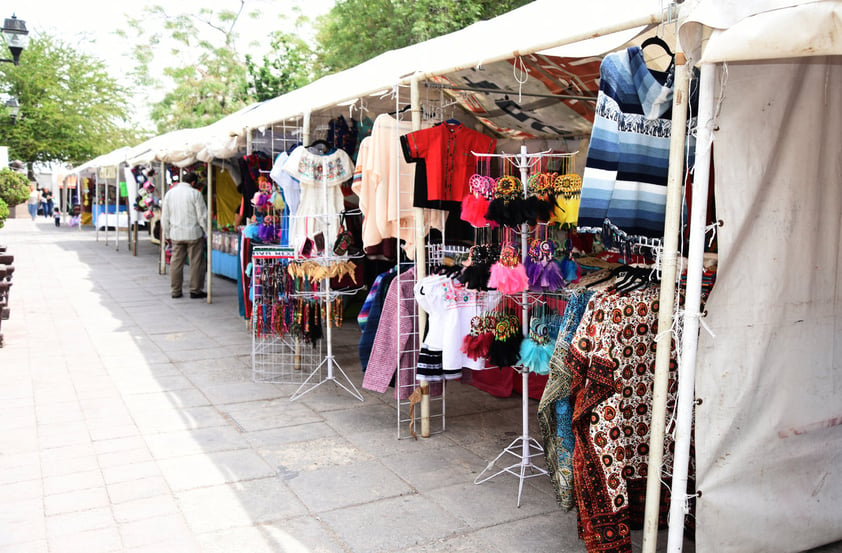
0,168,30,207
0,197,8,229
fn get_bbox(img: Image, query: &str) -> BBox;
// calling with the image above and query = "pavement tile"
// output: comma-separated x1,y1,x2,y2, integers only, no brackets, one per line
121,388,211,412
44,487,110,516
96,447,154,469
195,519,346,553
101,460,162,485
119,514,195,549
45,507,115,538
144,426,250,460
471,512,586,553
378,445,489,492
42,470,105,497
176,477,307,534
111,495,181,524
243,422,339,450
256,435,372,474
92,436,149,456
0,480,43,502
286,459,413,513
220,399,322,433
319,494,468,553
47,527,122,553
131,406,230,434
0,540,49,553
157,449,275,492
106,476,172,504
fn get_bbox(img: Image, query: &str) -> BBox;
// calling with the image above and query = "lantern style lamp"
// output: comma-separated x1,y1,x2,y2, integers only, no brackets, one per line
1,15,29,65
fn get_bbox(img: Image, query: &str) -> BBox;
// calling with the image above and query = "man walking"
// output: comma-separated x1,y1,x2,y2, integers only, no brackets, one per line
161,172,209,299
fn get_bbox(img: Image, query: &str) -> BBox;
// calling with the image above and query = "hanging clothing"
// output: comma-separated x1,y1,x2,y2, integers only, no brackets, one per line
538,289,594,510
270,151,301,216
237,152,273,220
352,114,445,259
283,145,354,252
567,286,678,553
577,46,695,241
363,269,442,399
358,268,397,371
400,121,497,204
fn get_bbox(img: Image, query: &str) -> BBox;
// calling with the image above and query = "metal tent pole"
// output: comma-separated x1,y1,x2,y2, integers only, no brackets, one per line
207,162,213,304
666,61,716,553
159,162,167,275
641,49,691,553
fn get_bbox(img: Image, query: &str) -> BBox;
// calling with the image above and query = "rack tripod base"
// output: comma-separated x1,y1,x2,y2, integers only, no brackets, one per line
474,435,548,507
290,355,365,402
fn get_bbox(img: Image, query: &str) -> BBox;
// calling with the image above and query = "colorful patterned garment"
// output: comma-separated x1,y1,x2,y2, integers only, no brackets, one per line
567,286,678,553
538,289,594,510
577,46,695,242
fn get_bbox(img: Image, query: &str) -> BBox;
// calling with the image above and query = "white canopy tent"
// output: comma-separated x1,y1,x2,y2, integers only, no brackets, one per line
67,2,842,551
668,1,842,552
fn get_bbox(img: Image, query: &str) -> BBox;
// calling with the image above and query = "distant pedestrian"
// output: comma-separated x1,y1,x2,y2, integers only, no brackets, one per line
161,173,209,299
53,207,61,227
41,188,53,218
26,186,39,220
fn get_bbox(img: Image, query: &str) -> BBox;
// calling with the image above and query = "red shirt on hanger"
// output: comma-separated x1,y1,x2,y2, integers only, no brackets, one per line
401,121,496,202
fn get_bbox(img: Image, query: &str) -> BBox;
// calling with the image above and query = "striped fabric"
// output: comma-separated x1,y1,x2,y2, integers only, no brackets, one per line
578,46,693,241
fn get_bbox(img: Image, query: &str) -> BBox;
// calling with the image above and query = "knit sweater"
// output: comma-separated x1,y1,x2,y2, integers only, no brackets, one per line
578,46,694,242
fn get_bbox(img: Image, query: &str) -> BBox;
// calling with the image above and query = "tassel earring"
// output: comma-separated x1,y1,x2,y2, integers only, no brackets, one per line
461,174,495,228
518,316,554,375
461,315,492,360
488,243,529,295
488,313,523,368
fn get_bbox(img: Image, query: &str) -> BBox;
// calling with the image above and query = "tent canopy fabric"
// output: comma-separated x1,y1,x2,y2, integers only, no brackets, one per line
75,0,669,171
680,0,842,63
678,2,842,552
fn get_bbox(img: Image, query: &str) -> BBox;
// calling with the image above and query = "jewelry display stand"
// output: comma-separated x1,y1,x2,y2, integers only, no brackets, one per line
472,144,574,506
249,124,364,402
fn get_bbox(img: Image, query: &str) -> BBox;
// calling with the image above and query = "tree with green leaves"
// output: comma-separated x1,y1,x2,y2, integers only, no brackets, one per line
0,34,135,166
121,3,256,133
314,0,533,75
245,30,315,102
0,167,30,228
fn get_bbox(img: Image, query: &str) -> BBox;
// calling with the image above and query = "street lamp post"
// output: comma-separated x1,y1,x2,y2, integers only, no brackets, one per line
1,14,28,65
5,96,19,122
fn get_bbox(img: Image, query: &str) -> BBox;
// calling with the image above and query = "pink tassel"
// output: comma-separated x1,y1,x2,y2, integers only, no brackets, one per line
489,262,529,294
461,195,491,228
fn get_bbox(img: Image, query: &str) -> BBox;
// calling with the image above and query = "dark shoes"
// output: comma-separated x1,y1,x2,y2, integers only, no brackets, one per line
172,291,206,299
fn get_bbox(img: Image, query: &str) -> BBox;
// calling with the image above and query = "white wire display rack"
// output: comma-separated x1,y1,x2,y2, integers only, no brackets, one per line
472,145,576,506
392,84,455,439
251,248,324,386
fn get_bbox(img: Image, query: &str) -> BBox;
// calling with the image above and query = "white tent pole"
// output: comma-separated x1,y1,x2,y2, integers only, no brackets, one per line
159,162,167,275
114,166,120,252
302,111,311,146
641,49,691,553
96,169,102,243
666,61,715,553
206,161,213,304
410,75,427,331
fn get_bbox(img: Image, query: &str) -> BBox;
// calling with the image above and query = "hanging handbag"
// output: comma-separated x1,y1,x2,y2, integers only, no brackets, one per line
333,211,357,256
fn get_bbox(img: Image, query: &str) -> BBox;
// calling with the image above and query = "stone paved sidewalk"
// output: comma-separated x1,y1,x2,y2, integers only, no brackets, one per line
0,217,583,553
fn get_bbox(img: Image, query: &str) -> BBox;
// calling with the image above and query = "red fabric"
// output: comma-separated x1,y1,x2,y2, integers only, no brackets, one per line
466,366,547,400
402,122,496,202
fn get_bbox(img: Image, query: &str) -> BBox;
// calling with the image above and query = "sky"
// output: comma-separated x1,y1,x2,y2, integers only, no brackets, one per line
11,0,335,127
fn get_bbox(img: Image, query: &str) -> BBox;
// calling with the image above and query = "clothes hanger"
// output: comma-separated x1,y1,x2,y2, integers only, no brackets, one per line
641,35,675,72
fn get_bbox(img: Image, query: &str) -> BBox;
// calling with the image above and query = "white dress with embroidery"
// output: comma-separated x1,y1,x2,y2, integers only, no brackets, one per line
283,145,354,251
